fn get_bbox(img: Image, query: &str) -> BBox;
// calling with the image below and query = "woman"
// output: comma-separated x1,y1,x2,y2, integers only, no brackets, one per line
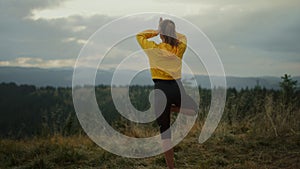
136,18,197,169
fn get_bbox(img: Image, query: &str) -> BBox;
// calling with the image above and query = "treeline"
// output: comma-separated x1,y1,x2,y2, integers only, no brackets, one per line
0,83,77,138
217,74,299,137
0,74,299,139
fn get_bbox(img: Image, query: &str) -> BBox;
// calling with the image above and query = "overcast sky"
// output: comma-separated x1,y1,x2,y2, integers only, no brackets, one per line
0,0,299,77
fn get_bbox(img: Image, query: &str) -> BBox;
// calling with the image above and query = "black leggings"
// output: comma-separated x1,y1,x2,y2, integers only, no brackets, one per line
153,79,197,139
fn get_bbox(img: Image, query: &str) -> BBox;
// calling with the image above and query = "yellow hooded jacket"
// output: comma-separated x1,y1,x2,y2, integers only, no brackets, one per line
136,30,187,80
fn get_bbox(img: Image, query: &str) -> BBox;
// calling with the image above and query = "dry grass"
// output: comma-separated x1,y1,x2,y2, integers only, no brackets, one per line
1,116,299,169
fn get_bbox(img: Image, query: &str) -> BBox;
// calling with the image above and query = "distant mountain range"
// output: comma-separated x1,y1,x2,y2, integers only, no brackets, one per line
1,67,299,89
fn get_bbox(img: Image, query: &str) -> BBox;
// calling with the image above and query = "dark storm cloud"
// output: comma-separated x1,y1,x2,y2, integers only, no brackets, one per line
228,4,300,54
184,0,300,66
179,0,300,76
0,0,299,76
0,0,62,18
0,0,112,61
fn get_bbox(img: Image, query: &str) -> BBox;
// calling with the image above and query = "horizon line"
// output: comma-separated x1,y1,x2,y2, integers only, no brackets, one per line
0,65,299,78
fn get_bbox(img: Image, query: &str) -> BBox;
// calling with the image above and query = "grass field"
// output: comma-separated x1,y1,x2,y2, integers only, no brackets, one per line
1,120,299,169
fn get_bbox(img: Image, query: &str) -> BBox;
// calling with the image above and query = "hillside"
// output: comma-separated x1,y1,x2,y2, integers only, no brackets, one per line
1,122,299,169
0,76,299,168
1,66,298,89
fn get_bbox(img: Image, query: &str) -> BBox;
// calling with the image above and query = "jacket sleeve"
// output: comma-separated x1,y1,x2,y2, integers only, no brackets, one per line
136,30,159,49
176,32,187,57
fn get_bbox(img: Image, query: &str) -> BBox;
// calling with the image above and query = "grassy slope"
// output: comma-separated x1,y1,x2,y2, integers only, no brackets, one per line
1,122,299,169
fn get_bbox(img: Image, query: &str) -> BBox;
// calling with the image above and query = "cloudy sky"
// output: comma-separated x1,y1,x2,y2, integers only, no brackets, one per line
0,0,299,77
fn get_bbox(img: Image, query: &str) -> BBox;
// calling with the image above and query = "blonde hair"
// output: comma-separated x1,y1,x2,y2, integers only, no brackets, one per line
160,19,179,47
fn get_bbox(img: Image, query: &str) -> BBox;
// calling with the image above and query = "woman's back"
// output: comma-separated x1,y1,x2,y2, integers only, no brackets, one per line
136,29,187,80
